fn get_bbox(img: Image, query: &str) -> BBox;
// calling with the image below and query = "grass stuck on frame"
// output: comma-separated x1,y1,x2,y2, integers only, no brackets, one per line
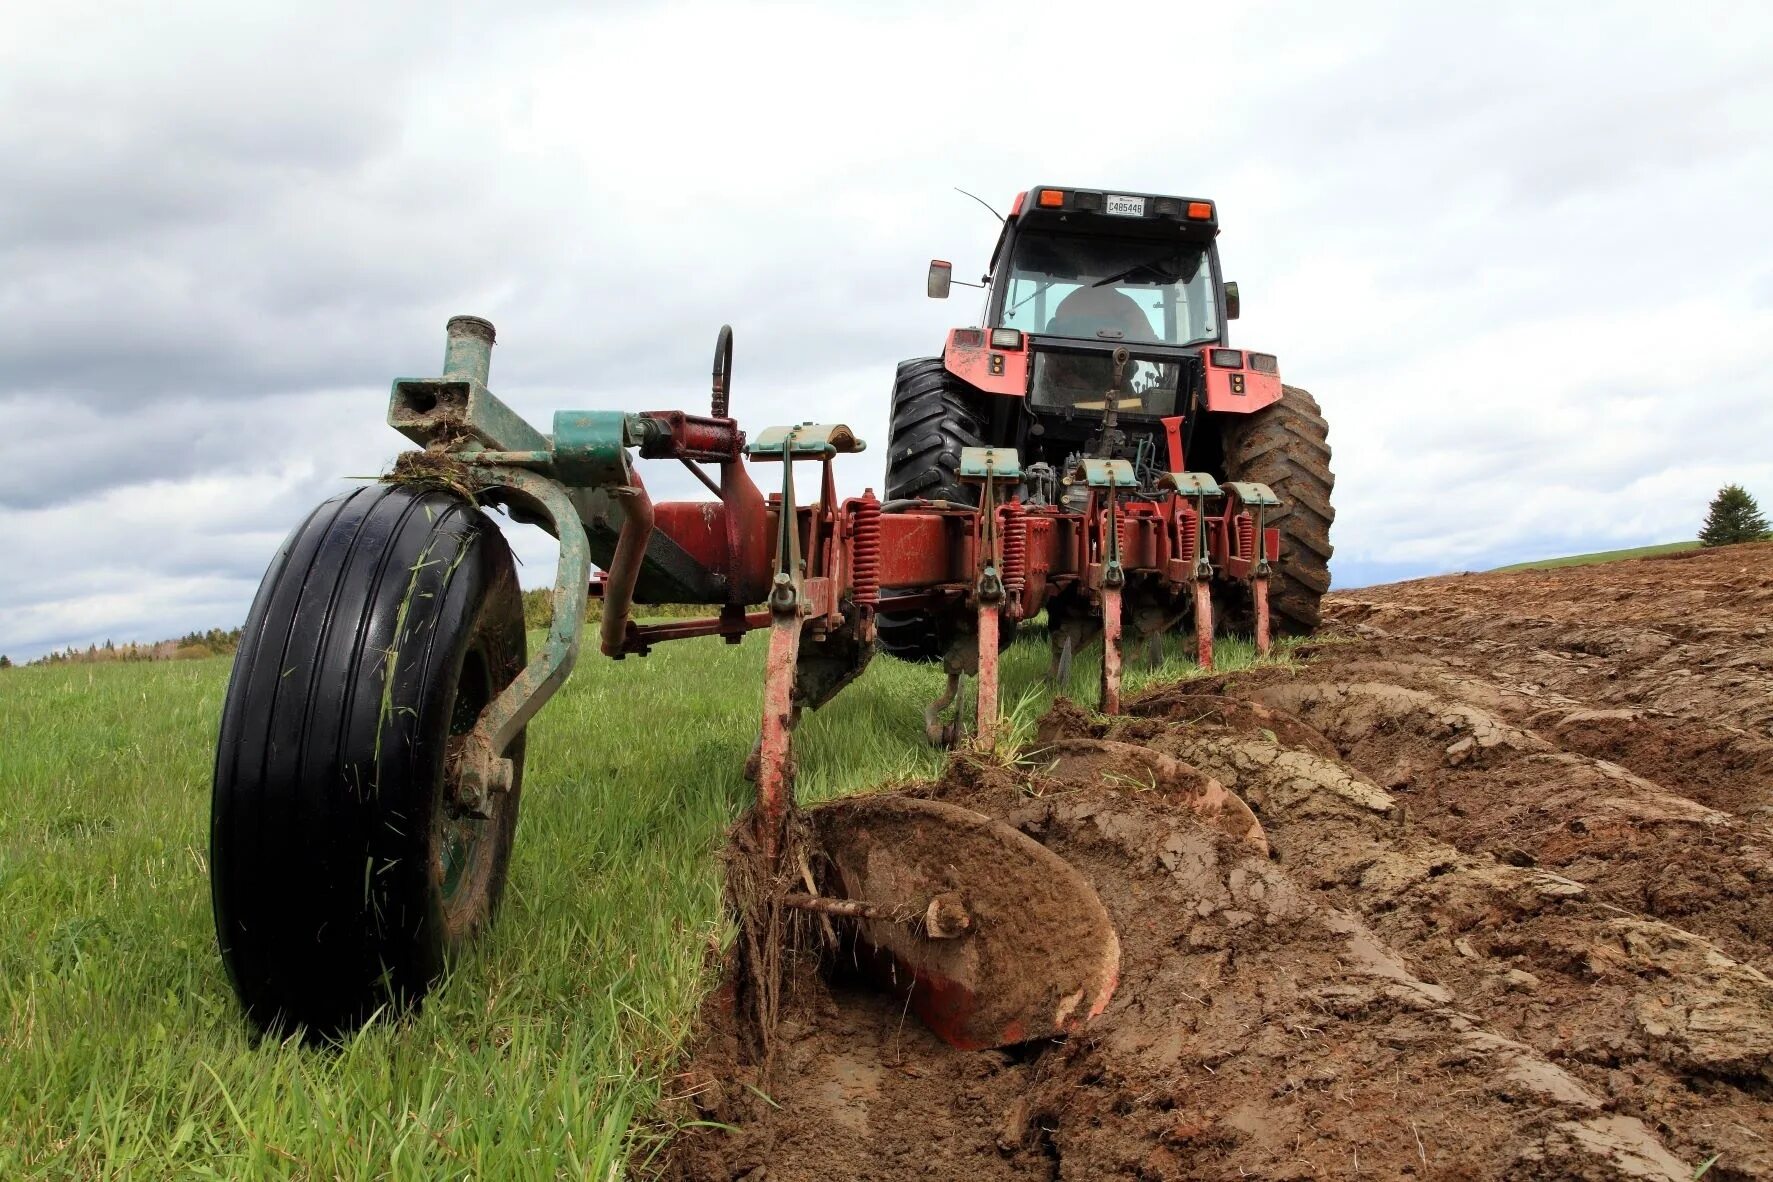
0,622,1294,1179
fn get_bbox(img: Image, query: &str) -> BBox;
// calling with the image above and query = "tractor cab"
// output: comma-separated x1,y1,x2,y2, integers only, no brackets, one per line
927,185,1246,448
987,186,1228,349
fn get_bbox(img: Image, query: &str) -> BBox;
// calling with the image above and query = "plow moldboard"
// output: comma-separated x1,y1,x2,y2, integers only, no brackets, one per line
810,794,1120,1050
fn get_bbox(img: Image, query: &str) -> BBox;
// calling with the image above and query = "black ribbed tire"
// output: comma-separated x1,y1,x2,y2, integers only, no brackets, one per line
878,358,984,662
1220,384,1336,635
211,482,526,1037
883,357,986,503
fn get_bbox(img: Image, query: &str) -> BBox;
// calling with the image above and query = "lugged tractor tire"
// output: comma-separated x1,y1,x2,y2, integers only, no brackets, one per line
211,482,526,1038
883,357,987,503
878,357,985,662
1220,384,1336,635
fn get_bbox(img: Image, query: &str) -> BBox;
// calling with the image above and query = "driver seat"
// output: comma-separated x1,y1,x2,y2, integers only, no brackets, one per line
1045,286,1155,342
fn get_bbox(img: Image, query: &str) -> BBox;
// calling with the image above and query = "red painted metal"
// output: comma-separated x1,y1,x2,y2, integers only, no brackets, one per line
1194,579,1214,671
999,500,1027,615
636,410,744,462
628,610,770,646
1200,346,1283,414
876,512,966,586
753,611,800,860
1161,415,1185,471
942,327,1029,397
976,603,999,749
599,480,655,658
850,491,881,612
1101,583,1123,713
1253,576,1271,656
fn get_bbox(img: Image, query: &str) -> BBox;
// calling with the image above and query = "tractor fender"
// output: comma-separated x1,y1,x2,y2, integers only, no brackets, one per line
942,328,1028,397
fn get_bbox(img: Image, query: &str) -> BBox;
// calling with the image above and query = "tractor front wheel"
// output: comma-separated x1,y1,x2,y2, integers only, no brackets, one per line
1220,384,1336,635
211,482,526,1037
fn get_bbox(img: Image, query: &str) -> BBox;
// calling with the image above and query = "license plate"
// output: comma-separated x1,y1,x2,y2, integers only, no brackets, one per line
1105,194,1145,217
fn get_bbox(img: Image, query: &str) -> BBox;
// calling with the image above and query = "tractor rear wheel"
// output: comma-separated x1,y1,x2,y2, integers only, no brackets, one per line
1220,384,1336,635
878,358,985,662
211,482,525,1037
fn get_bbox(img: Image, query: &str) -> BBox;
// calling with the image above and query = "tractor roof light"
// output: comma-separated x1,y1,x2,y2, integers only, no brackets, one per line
1210,348,1243,368
1187,201,1214,220
989,329,1023,349
1037,188,1066,208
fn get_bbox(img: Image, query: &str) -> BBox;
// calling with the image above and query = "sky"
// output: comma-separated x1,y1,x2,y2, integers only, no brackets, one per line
3,0,1771,661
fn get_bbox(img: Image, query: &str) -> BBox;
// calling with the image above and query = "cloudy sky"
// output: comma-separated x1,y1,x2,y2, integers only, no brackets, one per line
3,0,1771,660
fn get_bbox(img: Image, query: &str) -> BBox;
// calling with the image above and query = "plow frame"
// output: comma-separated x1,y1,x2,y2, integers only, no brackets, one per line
388,317,1284,828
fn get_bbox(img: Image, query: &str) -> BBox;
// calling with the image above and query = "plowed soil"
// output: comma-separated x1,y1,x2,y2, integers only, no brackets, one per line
661,542,1773,1180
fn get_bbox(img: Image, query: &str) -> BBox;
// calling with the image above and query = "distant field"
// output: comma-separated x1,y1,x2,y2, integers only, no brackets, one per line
0,624,1289,1178
1493,540,1699,572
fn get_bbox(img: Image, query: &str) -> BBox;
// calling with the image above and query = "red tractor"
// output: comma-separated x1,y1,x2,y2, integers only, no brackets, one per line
878,184,1334,663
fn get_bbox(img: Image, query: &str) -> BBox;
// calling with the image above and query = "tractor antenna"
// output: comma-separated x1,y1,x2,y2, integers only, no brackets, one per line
953,187,1005,225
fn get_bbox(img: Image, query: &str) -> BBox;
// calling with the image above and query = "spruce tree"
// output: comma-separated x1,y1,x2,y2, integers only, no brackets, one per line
1698,484,1771,547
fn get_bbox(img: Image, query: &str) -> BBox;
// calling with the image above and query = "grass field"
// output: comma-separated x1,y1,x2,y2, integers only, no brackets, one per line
0,624,1287,1179
1492,540,1699,571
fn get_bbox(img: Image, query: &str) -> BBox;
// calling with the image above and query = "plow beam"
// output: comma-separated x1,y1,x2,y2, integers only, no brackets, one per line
1220,481,1281,657
1161,471,1222,672
1078,457,1137,714
742,422,867,858
958,447,1022,749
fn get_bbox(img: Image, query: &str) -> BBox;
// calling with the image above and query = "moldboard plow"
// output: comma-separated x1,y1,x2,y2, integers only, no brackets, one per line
212,318,1277,1050
212,184,1333,1057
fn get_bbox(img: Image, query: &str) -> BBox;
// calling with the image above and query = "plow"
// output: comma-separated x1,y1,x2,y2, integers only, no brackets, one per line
211,185,1334,1053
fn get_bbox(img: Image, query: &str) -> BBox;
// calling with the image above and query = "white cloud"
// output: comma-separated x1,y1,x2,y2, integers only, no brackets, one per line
3,0,1772,656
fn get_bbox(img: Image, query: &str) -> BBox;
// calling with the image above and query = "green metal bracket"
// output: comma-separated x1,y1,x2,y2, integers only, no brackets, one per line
387,316,550,453
1077,457,1137,489
746,423,865,459
1221,481,1280,507
552,410,641,487
958,447,1023,482
1161,471,1223,498
453,465,590,817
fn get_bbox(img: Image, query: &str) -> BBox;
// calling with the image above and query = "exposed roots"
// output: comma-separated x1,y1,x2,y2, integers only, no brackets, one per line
720,809,828,1076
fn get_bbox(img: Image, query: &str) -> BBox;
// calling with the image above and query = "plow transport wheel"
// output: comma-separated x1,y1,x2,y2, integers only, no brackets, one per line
810,795,1120,1051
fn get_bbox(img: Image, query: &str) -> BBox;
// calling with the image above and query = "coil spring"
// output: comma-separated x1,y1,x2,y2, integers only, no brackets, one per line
1236,514,1256,562
852,490,881,607
1179,509,1200,564
1000,499,1027,597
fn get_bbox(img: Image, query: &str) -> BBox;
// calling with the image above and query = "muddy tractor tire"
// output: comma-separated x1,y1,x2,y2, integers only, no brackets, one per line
878,358,985,663
211,483,526,1037
1221,384,1336,635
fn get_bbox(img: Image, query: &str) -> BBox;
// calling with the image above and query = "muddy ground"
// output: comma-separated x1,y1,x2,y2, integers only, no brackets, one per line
662,542,1773,1180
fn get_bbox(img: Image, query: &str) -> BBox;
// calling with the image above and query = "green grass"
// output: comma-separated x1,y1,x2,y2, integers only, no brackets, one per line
1492,540,1700,572
0,626,1288,1180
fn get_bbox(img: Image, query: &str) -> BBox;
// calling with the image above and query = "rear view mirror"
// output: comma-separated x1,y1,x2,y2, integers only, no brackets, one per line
927,260,953,299
1224,281,1240,320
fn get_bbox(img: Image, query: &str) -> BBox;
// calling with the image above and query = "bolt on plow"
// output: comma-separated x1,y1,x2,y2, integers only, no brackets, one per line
212,183,1334,1054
